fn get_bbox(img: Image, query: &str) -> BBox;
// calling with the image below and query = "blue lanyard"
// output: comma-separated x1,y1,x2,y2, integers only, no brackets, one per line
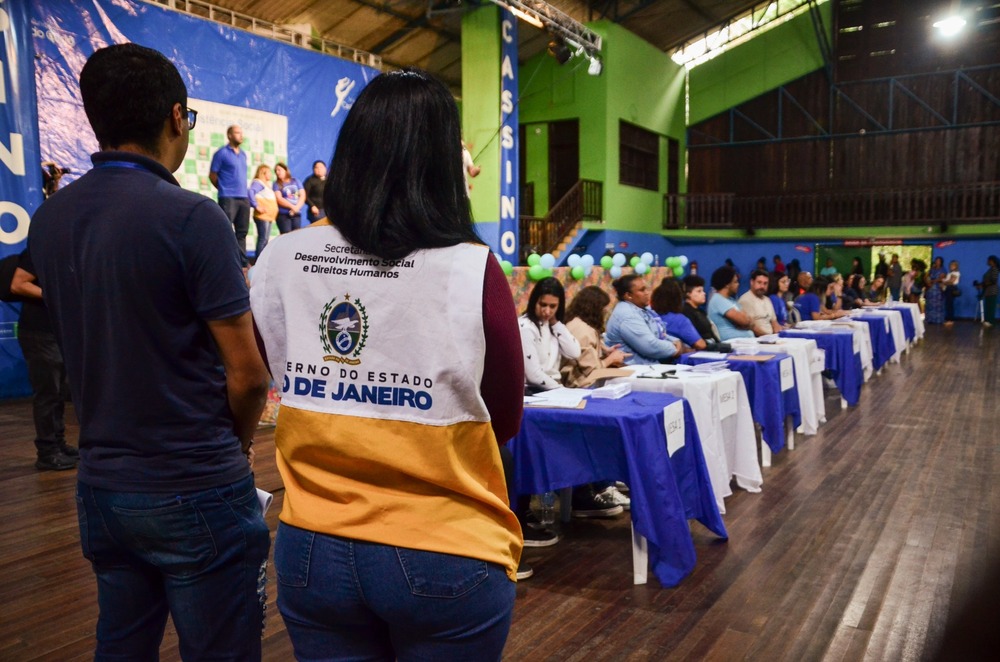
95,160,152,174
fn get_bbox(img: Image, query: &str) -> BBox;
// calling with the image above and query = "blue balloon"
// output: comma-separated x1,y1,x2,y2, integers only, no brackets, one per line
641,252,654,265
610,265,623,278
540,253,556,269
581,254,594,268
612,253,626,267
567,254,582,268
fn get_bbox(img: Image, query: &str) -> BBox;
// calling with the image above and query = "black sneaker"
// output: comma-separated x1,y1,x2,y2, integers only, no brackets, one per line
59,443,79,458
572,489,624,518
516,561,534,580
522,525,561,548
35,452,78,471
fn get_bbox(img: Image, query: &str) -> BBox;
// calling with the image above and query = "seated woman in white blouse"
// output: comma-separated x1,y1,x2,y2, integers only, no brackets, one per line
517,278,625,524
518,277,580,391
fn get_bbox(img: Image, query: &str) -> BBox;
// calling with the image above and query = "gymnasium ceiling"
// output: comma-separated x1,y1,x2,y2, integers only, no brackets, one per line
196,1,767,89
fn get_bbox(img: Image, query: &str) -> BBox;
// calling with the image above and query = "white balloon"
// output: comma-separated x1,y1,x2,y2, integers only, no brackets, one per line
584,264,593,276
581,254,594,268
679,255,689,267
612,253,626,267
610,265,623,278
635,262,649,274
540,253,555,269
641,252,654,264
567,254,582,267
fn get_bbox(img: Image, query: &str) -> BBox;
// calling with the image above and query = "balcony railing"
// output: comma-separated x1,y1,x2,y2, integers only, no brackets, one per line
520,180,602,262
665,182,1000,230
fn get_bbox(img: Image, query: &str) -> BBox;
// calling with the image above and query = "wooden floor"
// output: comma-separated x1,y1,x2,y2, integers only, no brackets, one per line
1,322,996,661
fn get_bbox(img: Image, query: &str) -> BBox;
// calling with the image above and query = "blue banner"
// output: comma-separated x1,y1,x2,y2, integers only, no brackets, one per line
1,0,43,397
29,0,378,190
498,8,519,262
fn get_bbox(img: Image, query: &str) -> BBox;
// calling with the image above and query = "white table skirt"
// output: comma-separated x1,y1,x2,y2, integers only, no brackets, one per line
609,365,761,514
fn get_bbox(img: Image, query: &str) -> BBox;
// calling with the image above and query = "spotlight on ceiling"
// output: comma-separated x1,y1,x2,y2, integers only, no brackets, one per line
587,55,603,76
933,15,967,37
547,36,571,65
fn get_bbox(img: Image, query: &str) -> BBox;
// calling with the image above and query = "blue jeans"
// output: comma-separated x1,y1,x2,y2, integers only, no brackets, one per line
275,523,515,662
76,474,270,661
254,218,272,258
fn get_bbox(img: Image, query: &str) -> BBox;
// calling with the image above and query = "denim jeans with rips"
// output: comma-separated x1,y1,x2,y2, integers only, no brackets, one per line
76,474,270,661
275,522,516,662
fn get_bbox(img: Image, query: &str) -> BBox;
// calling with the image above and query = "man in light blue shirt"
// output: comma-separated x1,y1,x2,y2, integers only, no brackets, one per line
707,265,755,340
605,274,681,365
210,125,250,266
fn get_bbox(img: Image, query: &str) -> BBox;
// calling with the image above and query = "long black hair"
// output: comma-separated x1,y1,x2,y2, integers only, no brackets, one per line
525,278,566,325
325,68,480,260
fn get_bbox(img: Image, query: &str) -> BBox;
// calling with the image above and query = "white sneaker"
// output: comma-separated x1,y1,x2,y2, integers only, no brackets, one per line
601,486,631,511
984,321,994,328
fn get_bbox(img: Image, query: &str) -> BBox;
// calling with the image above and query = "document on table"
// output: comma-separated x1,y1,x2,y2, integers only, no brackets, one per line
524,387,592,408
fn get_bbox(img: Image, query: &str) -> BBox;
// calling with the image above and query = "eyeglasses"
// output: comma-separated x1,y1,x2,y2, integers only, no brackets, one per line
185,107,198,130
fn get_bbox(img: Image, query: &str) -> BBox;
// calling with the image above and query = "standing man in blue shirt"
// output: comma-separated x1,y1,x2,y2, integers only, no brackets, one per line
210,124,250,266
26,44,271,660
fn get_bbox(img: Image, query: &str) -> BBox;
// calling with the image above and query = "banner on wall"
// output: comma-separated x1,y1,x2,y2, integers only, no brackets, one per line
1,0,44,397
498,8,519,262
29,0,377,189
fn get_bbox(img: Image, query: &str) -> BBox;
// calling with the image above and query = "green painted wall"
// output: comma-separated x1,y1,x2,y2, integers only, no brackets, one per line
522,122,548,215
518,21,686,234
461,5,502,224
688,3,831,125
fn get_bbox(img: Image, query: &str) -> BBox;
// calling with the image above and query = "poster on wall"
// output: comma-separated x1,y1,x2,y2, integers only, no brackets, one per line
181,99,288,200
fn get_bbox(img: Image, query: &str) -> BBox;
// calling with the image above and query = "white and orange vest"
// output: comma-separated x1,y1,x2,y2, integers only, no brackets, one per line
250,221,521,579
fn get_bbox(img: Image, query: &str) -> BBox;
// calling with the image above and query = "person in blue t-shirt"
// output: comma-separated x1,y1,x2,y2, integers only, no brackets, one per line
794,277,850,322
651,278,706,350
210,124,251,267
707,265,755,340
274,162,306,233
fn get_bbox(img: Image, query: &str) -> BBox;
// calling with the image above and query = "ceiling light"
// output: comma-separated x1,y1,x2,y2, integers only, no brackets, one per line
933,16,966,37
547,36,571,65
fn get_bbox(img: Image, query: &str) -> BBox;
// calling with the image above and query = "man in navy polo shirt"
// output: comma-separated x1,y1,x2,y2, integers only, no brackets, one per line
210,124,251,266
26,44,271,661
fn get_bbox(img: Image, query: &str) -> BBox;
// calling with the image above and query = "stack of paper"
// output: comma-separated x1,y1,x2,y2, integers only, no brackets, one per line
523,387,591,408
591,381,632,399
688,359,730,372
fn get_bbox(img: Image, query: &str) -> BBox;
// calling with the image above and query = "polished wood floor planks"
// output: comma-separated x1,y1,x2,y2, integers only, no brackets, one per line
0,322,995,660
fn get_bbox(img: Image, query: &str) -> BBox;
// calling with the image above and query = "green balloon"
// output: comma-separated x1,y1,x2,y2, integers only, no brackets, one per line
528,264,547,281
570,265,585,280
630,256,640,267
666,256,681,268
527,253,541,267
673,266,684,277
600,255,614,269
500,260,513,276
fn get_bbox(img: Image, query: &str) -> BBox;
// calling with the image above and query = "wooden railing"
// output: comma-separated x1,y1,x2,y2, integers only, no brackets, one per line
520,180,602,262
665,182,1000,230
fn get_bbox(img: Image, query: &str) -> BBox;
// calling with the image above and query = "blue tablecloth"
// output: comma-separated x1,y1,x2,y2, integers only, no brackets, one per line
511,392,727,588
856,315,895,371
780,329,863,406
879,306,915,341
679,355,800,455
